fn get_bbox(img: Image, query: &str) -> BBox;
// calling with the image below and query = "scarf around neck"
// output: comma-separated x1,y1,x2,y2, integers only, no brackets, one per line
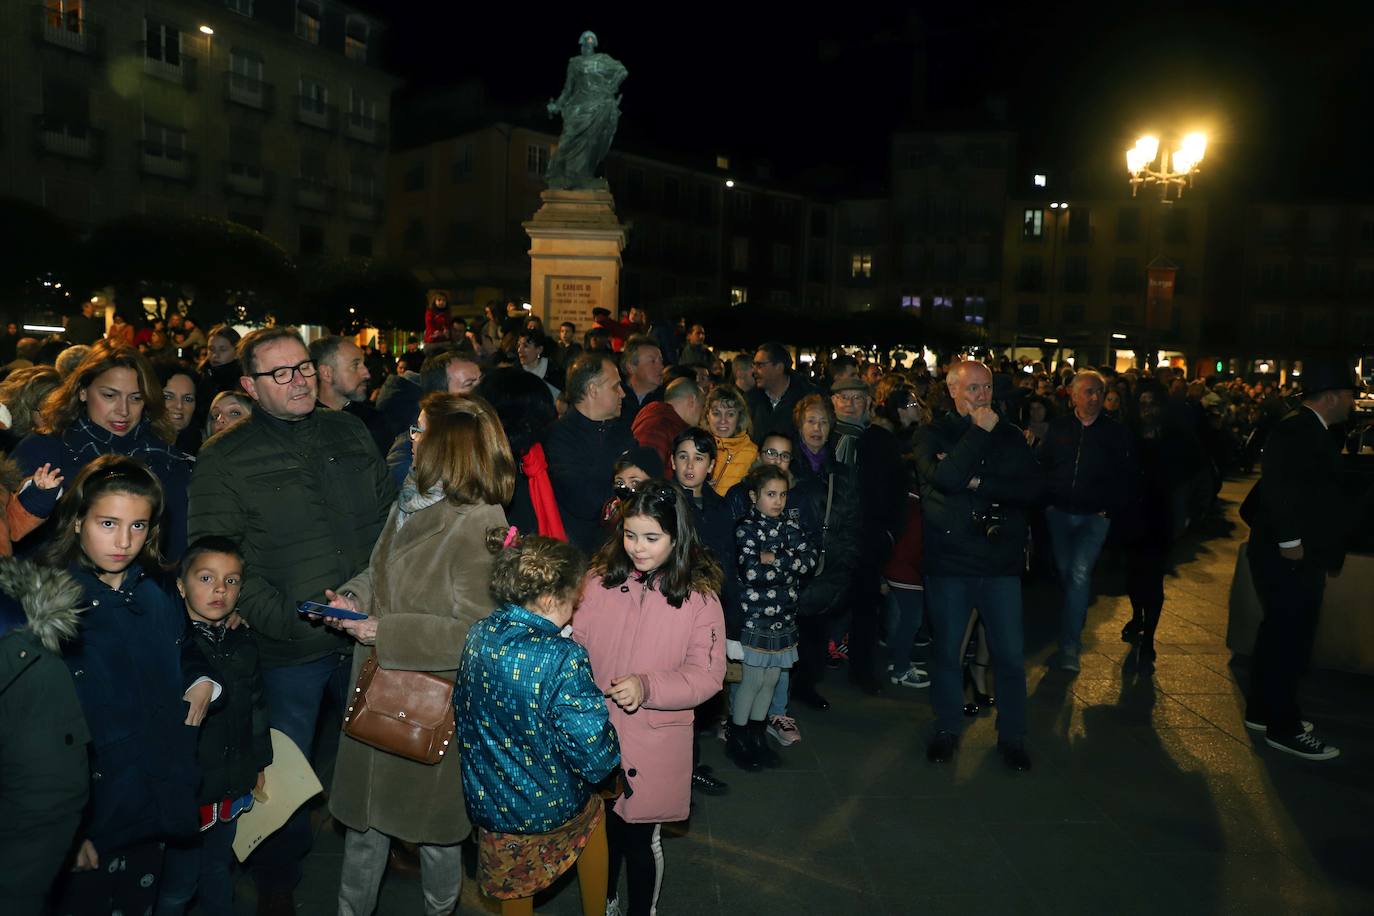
396,472,446,530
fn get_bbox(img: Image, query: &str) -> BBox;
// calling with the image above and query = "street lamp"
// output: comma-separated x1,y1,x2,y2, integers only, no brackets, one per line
1126,132,1206,199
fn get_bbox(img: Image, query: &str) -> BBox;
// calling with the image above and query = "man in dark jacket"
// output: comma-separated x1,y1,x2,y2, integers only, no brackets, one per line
1240,359,1360,761
186,327,394,910
0,557,89,916
746,342,813,443
915,361,1043,771
1038,370,1135,672
546,351,635,554
310,336,391,457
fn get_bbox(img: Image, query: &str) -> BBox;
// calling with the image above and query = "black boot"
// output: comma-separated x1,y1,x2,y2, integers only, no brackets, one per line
724,722,760,772
748,720,781,768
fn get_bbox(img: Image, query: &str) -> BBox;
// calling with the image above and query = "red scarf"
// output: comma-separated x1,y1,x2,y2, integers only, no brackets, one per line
521,443,567,541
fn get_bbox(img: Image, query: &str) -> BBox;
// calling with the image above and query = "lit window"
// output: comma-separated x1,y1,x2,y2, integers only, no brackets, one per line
730,286,748,306
1023,209,1043,239
716,155,730,169
850,251,873,278
295,1,320,43
345,17,368,61
901,295,921,309
1033,173,1047,187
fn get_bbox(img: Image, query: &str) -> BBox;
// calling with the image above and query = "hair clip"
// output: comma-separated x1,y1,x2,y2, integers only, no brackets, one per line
502,525,519,548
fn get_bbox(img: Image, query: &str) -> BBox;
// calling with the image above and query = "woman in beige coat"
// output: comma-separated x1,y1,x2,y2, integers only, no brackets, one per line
325,392,513,916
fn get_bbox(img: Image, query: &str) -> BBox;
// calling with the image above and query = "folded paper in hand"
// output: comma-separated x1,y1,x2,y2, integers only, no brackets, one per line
232,728,323,862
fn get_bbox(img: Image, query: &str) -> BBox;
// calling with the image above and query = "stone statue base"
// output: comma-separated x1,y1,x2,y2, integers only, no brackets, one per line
524,189,628,337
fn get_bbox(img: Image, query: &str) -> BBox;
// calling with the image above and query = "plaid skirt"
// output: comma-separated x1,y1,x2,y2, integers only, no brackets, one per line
477,794,603,900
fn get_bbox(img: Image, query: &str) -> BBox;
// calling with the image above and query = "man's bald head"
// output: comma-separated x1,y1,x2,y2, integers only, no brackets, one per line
947,360,993,417
665,376,704,426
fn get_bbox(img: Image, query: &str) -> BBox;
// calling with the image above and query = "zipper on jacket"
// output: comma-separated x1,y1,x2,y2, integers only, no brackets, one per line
1069,422,1084,504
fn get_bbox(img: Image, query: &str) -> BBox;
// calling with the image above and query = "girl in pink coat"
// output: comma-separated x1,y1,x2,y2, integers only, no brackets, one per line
573,481,725,916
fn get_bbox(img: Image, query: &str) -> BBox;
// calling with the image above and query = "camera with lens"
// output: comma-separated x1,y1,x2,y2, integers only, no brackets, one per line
971,503,1005,541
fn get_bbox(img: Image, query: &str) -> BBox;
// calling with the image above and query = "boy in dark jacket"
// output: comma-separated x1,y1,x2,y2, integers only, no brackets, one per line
157,537,272,916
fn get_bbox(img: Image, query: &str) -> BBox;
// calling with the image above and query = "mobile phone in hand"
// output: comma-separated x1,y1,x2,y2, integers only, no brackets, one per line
297,600,367,621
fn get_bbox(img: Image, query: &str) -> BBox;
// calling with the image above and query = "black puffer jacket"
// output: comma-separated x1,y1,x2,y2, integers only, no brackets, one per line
189,623,272,804
545,409,635,555
914,411,1044,578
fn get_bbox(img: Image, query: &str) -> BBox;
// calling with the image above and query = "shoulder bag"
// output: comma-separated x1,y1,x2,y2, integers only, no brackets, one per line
343,651,456,765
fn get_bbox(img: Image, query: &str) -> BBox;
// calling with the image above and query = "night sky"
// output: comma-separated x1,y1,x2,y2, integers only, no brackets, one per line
358,3,1374,198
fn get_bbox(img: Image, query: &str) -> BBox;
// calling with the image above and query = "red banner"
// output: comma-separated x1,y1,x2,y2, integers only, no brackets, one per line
1146,265,1177,332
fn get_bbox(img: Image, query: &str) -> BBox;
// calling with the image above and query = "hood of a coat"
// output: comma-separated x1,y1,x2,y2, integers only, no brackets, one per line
0,555,84,651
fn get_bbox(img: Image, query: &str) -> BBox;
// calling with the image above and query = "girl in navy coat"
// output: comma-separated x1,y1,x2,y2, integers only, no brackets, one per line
45,455,218,916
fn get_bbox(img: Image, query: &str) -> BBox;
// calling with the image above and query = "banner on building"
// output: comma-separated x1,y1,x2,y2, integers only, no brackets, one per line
1146,263,1177,332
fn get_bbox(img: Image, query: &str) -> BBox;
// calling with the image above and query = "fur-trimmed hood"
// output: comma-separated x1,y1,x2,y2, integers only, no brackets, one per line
0,556,84,651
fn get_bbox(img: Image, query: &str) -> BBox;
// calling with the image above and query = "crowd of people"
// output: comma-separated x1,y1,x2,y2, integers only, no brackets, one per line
0,298,1359,916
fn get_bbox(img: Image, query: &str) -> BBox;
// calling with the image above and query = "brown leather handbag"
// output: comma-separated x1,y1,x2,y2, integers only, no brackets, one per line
343,652,456,765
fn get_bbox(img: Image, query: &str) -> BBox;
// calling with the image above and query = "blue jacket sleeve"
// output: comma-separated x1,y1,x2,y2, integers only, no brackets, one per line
548,644,620,785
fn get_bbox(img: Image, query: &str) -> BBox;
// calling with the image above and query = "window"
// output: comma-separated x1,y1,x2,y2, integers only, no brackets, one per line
299,76,328,119
696,184,713,220
730,286,748,306
850,251,873,279
1017,302,1040,326
348,234,373,257
1017,256,1044,292
348,90,377,122
228,125,260,173
932,294,954,313
732,191,752,218
1112,257,1140,293
41,75,88,126
716,155,730,170
349,166,376,198
731,237,749,271
526,144,549,176
45,0,84,32
963,296,986,325
772,243,791,277
225,0,253,15
1064,303,1085,323
451,143,473,182
1112,302,1135,323
1306,261,1336,294
230,49,263,82
145,20,181,64
1066,207,1091,243
774,199,797,223
1162,208,1189,243
1064,255,1090,293
901,295,921,310
1022,209,1043,239
345,17,369,62
299,225,325,256
299,146,326,180
402,219,426,253
143,119,186,159
1258,262,1288,293
403,161,426,192
1116,207,1142,243
295,1,321,43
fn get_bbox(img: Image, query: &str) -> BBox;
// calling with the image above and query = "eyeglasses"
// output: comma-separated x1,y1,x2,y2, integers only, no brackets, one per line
762,447,792,461
251,360,317,385
408,424,426,440
834,393,868,404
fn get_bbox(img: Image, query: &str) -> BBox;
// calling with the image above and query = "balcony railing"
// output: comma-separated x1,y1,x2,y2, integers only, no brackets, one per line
138,43,197,88
36,5,103,56
138,141,195,182
225,164,273,199
295,176,334,211
33,115,103,162
344,190,382,222
343,112,385,146
295,96,336,131
224,72,274,113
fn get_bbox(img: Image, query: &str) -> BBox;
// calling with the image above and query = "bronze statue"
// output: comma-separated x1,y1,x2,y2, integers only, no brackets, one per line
545,31,627,190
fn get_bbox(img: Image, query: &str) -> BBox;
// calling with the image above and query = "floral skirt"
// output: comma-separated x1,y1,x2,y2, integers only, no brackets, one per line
477,794,603,900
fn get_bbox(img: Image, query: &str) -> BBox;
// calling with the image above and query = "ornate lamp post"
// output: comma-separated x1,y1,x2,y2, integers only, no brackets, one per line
1126,133,1207,200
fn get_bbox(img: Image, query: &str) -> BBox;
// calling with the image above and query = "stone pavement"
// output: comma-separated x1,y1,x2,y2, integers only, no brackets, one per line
231,476,1374,915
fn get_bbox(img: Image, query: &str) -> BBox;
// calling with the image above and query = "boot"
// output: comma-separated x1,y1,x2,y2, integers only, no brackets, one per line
724,722,760,772
748,720,781,768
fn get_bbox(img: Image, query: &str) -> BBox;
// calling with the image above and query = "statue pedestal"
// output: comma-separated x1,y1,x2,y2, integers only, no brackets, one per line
524,189,628,337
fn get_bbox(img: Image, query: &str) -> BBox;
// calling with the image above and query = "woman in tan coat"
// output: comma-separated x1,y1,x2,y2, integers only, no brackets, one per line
325,392,513,916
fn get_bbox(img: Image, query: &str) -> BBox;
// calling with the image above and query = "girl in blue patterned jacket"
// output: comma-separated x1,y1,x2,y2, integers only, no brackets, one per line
456,528,620,916
726,465,817,772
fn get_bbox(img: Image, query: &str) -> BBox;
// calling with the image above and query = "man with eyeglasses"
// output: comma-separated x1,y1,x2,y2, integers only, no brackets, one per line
187,327,395,914
745,341,813,444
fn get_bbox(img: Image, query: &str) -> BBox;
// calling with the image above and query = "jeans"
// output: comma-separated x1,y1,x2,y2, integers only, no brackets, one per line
1245,544,1326,737
924,575,1027,740
885,587,925,673
154,820,238,916
251,652,351,892
1045,508,1112,654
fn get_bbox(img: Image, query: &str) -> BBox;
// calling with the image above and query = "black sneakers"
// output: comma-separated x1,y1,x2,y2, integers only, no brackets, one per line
1264,730,1340,761
998,740,1032,772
